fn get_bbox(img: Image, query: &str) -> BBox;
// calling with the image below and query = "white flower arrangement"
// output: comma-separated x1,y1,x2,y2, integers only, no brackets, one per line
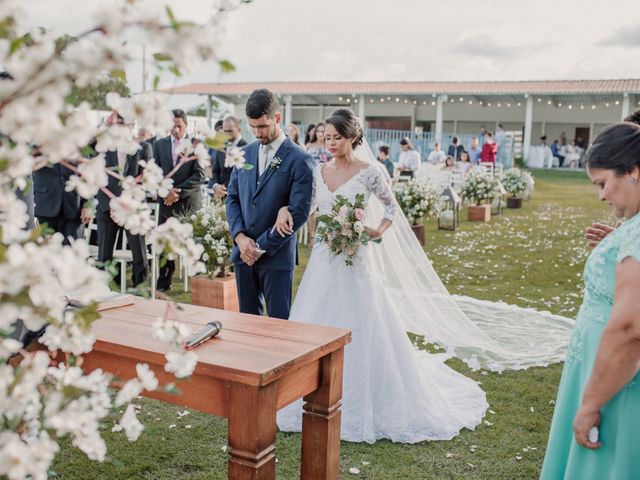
460,171,502,205
393,180,441,225
181,198,234,278
500,168,529,198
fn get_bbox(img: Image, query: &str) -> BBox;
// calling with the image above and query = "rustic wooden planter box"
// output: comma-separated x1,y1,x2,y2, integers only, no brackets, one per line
191,274,239,311
468,204,491,222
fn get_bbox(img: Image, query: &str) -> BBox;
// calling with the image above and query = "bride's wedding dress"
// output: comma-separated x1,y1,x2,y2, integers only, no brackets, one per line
277,163,488,443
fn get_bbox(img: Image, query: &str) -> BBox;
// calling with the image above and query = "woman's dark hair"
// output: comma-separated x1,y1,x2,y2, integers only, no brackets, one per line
379,145,389,155
304,124,316,145
399,137,414,150
309,122,325,144
624,108,640,126
245,89,280,119
583,121,640,175
325,109,364,148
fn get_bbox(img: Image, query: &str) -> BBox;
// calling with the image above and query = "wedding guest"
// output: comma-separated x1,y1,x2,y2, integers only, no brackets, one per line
377,145,394,178
427,142,446,165
469,137,482,165
441,155,456,172
306,122,330,165
542,121,640,478
304,123,316,146
154,109,205,291
214,119,224,132
495,124,507,165
285,123,300,145
96,112,152,287
551,139,564,167
565,140,580,169
478,125,487,145
209,115,247,198
398,137,420,179
458,151,473,176
447,137,464,160
480,132,497,164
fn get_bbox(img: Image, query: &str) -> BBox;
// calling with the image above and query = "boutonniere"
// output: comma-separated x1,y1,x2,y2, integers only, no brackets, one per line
268,156,283,171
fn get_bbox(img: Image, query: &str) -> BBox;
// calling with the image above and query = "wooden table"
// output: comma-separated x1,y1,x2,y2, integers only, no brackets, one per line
82,297,351,480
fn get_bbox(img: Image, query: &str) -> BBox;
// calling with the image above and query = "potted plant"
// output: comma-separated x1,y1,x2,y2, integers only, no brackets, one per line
394,180,441,244
460,171,501,222
501,168,529,208
183,198,238,311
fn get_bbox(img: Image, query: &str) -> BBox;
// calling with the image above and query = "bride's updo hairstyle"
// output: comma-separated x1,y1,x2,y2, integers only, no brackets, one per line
325,108,364,148
584,121,640,175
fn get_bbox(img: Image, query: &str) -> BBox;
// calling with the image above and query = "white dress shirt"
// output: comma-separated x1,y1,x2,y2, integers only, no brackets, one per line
258,132,286,175
398,149,421,171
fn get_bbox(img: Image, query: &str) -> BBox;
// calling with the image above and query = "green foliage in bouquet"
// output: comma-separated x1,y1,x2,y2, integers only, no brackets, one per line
315,193,375,266
182,199,233,278
460,171,502,205
393,180,441,226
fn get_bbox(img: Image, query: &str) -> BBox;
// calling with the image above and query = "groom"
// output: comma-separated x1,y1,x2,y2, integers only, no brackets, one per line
226,89,314,319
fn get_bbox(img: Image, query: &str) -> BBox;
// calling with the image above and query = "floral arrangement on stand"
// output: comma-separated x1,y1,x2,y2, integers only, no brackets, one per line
184,198,234,278
393,180,441,225
460,171,502,205
500,168,529,198
315,193,374,266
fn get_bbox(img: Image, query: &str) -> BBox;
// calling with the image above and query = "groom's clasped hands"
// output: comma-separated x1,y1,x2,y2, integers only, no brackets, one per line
235,232,263,266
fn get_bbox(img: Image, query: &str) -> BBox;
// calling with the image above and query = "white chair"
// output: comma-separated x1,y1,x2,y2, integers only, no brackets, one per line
479,162,495,175
84,216,99,259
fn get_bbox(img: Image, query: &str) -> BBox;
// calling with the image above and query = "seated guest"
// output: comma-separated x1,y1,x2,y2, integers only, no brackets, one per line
377,145,394,179
441,155,457,172
306,122,330,165
427,142,446,165
304,124,316,146
398,137,420,178
285,123,300,145
458,150,473,176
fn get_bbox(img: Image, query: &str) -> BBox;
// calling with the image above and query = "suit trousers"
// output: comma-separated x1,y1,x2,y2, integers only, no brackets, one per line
96,210,148,287
234,263,293,320
37,212,83,246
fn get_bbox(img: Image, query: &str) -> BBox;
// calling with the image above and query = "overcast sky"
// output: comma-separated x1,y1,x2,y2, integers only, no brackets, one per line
25,0,640,104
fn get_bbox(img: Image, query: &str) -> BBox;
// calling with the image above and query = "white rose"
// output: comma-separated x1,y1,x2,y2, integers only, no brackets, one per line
353,221,364,234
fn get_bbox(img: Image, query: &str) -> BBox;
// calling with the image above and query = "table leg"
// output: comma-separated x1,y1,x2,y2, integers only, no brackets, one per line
228,382,277,480
300,348,344,480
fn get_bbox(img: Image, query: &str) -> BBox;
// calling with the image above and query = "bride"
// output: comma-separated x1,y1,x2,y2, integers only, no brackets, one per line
274,108,573,443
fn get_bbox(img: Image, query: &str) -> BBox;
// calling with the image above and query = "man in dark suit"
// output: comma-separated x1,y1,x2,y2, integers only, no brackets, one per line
226,89,313,319
153,109,205,291
447,136,465,161
208,115,247,198
33,163,87,244
95,113,152,287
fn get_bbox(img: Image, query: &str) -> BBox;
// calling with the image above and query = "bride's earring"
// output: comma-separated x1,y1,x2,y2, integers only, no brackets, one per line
631,177,639,185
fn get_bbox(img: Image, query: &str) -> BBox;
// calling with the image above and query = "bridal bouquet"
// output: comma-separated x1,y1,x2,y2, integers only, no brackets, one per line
315,193,375,266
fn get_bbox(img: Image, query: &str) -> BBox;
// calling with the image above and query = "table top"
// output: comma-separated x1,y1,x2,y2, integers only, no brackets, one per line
91,297,351,387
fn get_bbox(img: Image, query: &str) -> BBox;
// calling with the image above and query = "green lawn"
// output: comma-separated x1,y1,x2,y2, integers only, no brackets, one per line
52,169,612,479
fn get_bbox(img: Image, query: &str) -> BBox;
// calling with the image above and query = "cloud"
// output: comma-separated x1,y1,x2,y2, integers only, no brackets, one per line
450,35,519,58
598,24,640,48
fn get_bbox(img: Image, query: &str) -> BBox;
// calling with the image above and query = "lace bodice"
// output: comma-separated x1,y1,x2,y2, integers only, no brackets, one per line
313,163,398,221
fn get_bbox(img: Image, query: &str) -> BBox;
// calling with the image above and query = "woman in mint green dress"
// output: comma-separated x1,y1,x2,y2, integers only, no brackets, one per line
542,122,640,479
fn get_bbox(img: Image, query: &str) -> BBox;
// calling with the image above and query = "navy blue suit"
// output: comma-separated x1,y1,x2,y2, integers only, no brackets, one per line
226,138,313,319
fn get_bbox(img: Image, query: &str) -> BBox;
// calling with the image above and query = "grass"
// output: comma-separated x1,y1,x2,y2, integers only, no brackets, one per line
52,169,612,479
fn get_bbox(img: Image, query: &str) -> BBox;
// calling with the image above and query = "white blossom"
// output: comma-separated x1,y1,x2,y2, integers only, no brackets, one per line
164,351,198,378
224,146,246,168
65,155,109,199
117,404,144,442
152,317,191,346
136,363,159,391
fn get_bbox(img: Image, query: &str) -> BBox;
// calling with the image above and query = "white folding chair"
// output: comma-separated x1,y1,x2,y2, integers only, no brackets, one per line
112,230,134,293
148,202,160,298
479,162,495,175
84,216,99,259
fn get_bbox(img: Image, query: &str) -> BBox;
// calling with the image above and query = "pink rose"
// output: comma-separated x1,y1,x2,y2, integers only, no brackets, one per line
354,208,365,221
337,206,350,218
344,246,356,256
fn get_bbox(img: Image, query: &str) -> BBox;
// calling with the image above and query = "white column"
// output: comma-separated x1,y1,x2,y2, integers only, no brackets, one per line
410,106,417,131
284,95,293,126
435,95,446,144
589,121,595,145
621,92,631,120
358,95,366,123
523,94,534,162
541,121,546,137
318,105,325,123
206,95,213,130
452,119,458,135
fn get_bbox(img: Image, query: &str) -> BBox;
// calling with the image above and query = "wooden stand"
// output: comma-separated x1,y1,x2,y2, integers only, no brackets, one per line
410,223,425,245
506,197,523,209
468,204,491,222
191,274,239,311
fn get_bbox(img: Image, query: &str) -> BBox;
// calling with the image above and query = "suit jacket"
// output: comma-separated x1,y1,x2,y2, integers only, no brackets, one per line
153,135,205,217
208,138,247,189
226,138,314,271
33,164,82,219
96,142,153,213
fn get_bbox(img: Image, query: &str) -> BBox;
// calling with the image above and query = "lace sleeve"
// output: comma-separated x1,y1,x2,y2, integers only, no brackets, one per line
616,217,640,263
368,165,398,221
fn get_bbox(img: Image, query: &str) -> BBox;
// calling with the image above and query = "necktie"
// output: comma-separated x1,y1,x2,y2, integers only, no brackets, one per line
260,144,271,175
172,138,179,167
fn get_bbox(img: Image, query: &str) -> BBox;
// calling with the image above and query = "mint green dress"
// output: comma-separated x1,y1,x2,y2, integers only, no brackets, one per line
541,213,640,479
